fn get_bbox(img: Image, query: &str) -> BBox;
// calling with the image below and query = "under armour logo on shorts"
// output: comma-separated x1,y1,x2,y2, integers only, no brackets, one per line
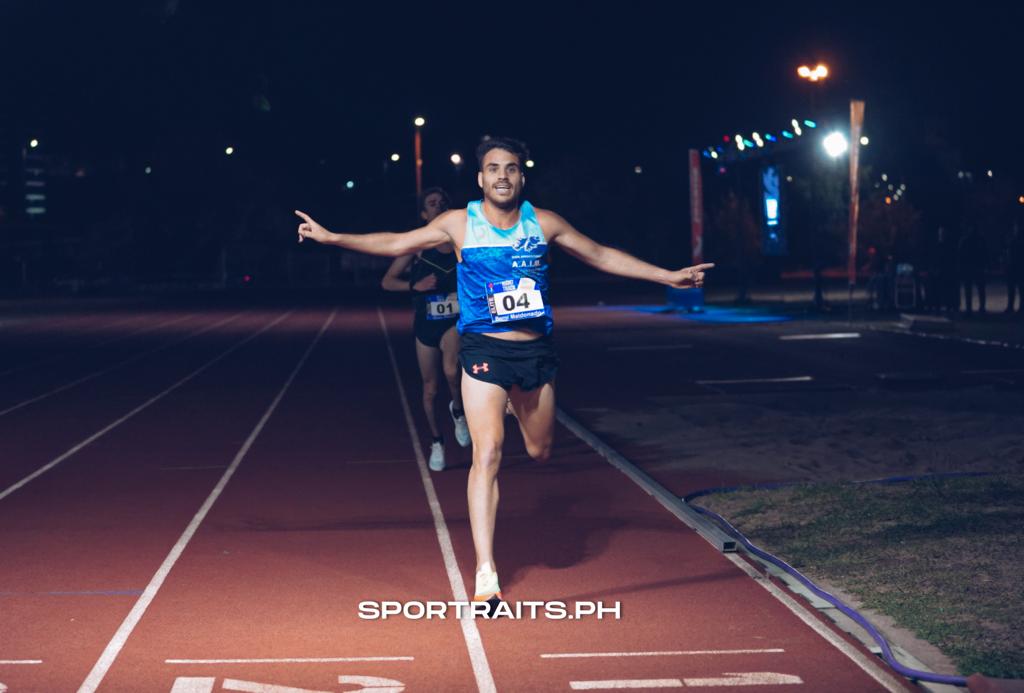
472,362,490,374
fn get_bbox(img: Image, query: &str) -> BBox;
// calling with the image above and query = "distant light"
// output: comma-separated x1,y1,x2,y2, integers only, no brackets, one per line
225,146,234,156
816,64,829,78
987,170,993,178
888,184,894,191
722,135,731,143
710,150,719,159
797,66,811,78
346,180,355,189
860,136,869,146
782,130,794,139
765,133,777,142
735,134,745,151
822,132,848,158
881,173,888,182
804,120,817,128
885,196,892,205
29,139,39,148
414,116,426,127
1019,195,1024,204
525,159,535,168
786,175,793,182
957,171,964,179
243,275,252,283
791,119,803,136
634,165,643,174
899,184,906,191
450,153,462,165
752,132,761,141
390,153,400,162
144,166,152,174
742,139,755,149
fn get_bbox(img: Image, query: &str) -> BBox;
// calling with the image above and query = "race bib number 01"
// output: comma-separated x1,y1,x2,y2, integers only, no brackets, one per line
487,278,545,324
426,292,459,320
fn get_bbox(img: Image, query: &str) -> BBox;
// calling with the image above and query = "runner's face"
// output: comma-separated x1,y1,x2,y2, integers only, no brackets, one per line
478,149,524,208
421,192,449,222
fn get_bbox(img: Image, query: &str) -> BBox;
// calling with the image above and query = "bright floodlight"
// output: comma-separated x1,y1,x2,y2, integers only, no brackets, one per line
525,159,535,168
390,153,400,162
29,138,39,148
225,146,234,155
860,136,869,146
414,117,426,127
346,180,355,189
798,66,811,78
145,166,152,174
823,132,849,158
450,153,462,165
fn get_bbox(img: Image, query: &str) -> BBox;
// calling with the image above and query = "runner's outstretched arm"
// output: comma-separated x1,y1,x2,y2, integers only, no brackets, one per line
295,210,453,257
541,209,714,289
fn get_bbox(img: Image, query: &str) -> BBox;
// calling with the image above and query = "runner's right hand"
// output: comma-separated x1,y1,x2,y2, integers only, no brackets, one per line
295,210,332,244
412,275,438,292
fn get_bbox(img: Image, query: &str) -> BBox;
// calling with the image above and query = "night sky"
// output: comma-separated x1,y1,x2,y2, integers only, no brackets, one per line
1,1,1022,267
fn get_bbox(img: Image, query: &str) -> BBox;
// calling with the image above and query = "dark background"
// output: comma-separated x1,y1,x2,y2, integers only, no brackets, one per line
1,1,1021,291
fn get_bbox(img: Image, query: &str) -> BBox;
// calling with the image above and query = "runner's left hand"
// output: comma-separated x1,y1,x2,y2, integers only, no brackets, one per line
667,263,714,289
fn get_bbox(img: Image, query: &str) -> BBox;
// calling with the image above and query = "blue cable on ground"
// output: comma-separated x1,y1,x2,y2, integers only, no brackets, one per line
685,471,994,688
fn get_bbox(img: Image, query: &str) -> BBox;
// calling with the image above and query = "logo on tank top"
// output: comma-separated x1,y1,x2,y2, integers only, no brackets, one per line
512,236,542,252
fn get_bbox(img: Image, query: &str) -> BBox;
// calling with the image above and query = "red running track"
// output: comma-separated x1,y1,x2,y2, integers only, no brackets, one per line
0,303,914,692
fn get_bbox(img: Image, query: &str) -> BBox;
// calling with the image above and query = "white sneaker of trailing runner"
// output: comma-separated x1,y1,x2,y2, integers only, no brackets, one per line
428,440,445,472
474,567,502,602
449,401,471,448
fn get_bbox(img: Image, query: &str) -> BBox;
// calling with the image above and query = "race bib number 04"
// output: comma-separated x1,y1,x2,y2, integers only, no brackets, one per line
426,292,460,320
487,278,545,324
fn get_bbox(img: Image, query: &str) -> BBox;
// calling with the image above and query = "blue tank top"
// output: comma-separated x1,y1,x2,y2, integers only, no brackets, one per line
458,200,552,335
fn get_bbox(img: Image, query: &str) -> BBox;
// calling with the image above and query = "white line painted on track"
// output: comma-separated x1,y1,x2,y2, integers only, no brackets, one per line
696,376,813,385
607,344,693,352
0,660,42,664
0,311,291,503
725,554,905,692
78,309,334,693
158,465,230,471
224,679,332,693
571,680,683,690
166,657,413,664
377,307,496,693
170,678,216,693
779,333,860,341
0,312,241,418
683,672,803,686
542,649,785,659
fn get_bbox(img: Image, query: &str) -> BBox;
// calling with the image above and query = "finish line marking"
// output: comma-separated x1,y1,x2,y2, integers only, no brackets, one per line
166,657,413,664
696,376,813,385
542,649,785,659
779,333,860,341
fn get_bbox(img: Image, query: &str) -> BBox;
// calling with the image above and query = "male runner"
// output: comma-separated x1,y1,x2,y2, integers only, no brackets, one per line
380,187,471,471
296,136,712,609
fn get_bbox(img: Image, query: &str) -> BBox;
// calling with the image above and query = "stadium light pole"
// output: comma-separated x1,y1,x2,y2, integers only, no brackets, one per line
413,116,426,200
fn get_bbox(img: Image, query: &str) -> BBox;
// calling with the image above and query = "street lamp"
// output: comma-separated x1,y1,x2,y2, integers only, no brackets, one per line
797,63,829,117
413,116,425,198
390,153,400,162
450,153,462,167
823,132,849,158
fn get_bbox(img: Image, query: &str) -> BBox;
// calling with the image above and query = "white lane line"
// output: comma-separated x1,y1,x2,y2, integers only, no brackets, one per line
78,309,335,693
779,333,860,341
166,656,413,664
607,344,693,352
696,376,813,385
683,672,803,686
571,680,683,690
542,649,785,659
0,312,240,418
223,680,332,693
0,311,291,503
725,554,905,692
0,660,43,664
377,308,496,693
158,465,230,471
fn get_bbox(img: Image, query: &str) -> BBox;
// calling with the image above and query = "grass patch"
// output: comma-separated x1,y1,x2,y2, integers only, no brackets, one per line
696,474,1024,678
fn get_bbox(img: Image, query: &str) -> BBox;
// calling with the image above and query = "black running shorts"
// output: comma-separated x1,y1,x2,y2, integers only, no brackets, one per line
459,332,559,391
413,314,458,348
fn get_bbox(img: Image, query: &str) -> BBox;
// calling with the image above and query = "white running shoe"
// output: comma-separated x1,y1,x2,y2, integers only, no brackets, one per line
450,401,471,448
474,567,502,602
428,440,445,472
